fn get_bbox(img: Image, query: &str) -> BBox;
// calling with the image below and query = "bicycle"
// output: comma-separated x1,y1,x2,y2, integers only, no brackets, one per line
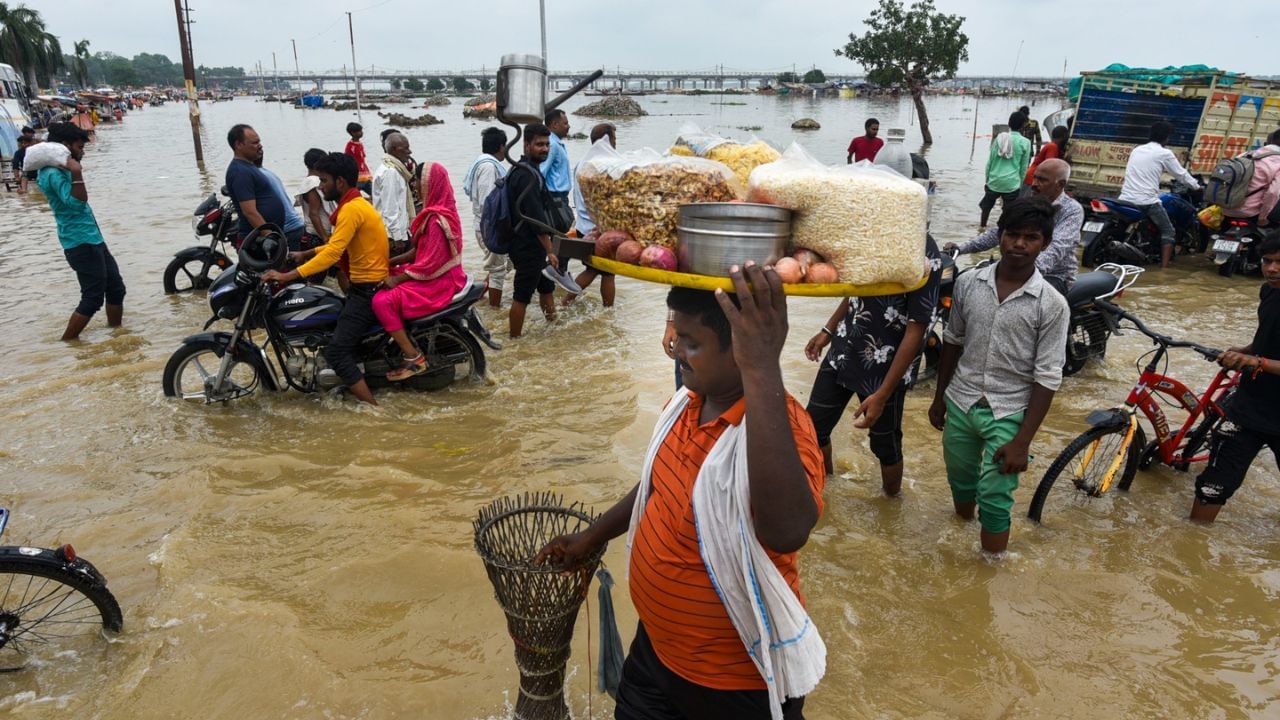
0,508,123,671
1027,298,1236,523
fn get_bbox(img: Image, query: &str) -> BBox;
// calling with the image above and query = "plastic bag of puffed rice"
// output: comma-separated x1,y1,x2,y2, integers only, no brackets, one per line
746,142,928,286
577,138,741,248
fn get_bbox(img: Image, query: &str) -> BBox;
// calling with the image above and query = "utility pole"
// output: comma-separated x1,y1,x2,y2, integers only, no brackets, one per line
172,0,203,163
292,38,302,93
271,51,278,94
539,0,548,75
346,11,363,123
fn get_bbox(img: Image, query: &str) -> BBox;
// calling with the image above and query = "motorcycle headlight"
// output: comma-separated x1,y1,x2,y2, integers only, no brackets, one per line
191,215,202,233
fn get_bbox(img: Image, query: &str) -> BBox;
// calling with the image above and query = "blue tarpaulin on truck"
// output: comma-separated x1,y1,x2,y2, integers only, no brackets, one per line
1068,64,1238,102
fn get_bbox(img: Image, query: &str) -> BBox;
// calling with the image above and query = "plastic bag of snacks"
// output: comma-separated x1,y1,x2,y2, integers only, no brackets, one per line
1197,204,1224,231
577,138,741,249
669,123,782,187
747,142,927,286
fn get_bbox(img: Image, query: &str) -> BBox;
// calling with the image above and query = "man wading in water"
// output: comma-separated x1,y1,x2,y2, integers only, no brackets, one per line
538,264,826,719
36,122,126,341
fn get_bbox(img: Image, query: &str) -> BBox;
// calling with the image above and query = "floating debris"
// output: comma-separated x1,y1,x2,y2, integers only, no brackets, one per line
575,96,648,118
376,111,444,127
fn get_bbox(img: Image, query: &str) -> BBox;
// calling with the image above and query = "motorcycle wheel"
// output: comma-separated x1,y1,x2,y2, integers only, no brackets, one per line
379,326,487,392
1218,255,1237,278
162,340,264,402
163,251,230,294
1082,225,1124,268
1063,318,1106,376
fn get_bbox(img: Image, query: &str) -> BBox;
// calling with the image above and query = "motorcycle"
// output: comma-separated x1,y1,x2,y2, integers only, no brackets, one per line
913,251,1144,383
162,226,500,403
164,188,240,294
1081,182,1204,268
1210,216,1266,277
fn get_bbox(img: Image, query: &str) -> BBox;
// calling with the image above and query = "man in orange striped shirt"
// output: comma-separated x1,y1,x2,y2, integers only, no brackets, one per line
538,263,825,719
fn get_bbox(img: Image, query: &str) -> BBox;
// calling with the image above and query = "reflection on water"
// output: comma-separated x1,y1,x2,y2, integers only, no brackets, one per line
0,94,1276,719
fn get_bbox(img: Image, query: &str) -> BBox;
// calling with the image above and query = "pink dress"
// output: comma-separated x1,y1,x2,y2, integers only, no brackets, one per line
372,163,466,334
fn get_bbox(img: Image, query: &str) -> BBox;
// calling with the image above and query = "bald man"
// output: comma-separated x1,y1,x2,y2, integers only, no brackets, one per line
947,158,1080,294
372,131,415,251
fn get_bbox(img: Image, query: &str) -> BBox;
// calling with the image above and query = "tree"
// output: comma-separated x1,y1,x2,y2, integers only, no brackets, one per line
835,0,969,144
479,76,491,92
131,52,181,86
451,76,475,92
100,52,137,87
803,68,827,84
776,71,797,84
403,77,424,92
389,78,401,90
72,39,90,88
0,2,62,90
426,77,444,92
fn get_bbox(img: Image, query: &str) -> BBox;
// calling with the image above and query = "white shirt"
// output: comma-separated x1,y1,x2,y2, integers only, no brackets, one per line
1118,142,1200,206
467,158,505,225
293,175,334,236
372,163,410,240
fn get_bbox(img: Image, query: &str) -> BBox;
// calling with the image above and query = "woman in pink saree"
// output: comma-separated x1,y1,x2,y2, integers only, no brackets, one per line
373,162,467,381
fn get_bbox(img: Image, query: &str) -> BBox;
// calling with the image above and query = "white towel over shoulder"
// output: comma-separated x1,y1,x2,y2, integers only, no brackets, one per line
626,388,826,720
994,131,1014,159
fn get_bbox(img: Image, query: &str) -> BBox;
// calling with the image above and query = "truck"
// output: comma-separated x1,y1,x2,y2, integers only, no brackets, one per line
1065,68,1280,199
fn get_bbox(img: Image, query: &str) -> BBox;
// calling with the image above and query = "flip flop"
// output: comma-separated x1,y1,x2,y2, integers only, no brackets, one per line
387,353,428,381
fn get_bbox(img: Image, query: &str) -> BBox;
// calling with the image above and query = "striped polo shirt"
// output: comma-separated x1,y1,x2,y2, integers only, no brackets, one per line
629,391,826,690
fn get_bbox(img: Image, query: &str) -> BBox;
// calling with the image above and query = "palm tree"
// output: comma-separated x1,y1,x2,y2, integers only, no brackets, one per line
73,39,89,88
0,2,63,91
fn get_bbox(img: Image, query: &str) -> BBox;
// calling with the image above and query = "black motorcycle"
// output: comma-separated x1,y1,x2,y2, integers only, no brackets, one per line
1210,216,1266,277
914,252,1144,382
164,189,240,294
162,226,500,403
1081,182,1204,268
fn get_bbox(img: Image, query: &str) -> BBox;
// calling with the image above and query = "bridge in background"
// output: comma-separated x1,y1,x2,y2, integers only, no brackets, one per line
209,67,1066,93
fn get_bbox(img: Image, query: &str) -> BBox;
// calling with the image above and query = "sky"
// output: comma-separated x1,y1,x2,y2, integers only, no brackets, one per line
32,0,1280,79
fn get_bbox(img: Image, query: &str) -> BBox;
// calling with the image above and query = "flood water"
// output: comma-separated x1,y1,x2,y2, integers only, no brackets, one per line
0,92,1277,719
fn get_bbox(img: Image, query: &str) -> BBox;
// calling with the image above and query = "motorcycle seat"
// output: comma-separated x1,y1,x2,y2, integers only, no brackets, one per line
405,279,486,330
1065,271,1120,308
1099,198,1146,221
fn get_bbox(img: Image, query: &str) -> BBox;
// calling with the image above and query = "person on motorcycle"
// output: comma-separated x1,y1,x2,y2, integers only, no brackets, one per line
1117,120,1200,269
372,162,468,382
1190,233,1280,524
262,152,389,405
225,124,306,250
1220,128,1280,228
372,132,415,255
930,197,1070,554
947,159,1081,295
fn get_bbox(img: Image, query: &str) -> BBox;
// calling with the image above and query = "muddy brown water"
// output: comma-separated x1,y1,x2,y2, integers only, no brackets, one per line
0,94,1276,719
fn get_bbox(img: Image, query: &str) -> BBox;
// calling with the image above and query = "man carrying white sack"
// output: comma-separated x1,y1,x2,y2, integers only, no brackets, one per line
537,264,826,720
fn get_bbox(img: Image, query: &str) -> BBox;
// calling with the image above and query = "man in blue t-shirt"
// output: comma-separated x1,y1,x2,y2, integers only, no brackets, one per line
36,123,127,341
224,124,305,249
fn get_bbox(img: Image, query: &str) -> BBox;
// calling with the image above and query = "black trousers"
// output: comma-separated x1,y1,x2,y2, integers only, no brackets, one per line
64,242,126,317
1195,418,1280,505
805,366,907,466
614,623,805,720
326,283,378,386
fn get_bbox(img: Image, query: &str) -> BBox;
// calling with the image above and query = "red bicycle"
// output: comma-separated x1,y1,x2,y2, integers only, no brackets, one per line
1028,299,1238,523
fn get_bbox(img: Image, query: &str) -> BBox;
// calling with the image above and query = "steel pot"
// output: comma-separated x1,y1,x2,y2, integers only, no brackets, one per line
676,203,793,276
496,53,546,125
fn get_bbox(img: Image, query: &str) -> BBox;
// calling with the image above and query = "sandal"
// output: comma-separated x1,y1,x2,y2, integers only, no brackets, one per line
387,353,428,381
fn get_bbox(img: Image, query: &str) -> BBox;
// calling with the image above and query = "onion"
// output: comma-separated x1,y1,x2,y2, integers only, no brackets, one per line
774,257,804,283
639,245,678,271
616,240,644,265
791,249,822,272
594,230,632,260
804,262,839,284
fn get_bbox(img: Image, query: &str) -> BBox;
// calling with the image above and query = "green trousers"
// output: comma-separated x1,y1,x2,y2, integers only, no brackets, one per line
943,397,1025,534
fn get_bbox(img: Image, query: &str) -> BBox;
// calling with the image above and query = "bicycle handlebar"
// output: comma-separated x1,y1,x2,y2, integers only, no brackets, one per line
1092,298,1221,360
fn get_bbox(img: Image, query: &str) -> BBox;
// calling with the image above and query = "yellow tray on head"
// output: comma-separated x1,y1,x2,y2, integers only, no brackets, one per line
586,257,928,297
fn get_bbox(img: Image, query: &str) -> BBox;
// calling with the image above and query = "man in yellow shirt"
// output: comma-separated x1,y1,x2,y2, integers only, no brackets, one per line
264,152,389,404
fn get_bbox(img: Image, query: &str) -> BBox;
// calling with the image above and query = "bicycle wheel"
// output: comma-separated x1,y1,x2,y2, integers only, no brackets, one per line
0,547,123,671
1028,424,1143,523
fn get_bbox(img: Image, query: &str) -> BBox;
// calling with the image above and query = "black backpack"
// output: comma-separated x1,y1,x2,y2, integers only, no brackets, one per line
480,162,543,254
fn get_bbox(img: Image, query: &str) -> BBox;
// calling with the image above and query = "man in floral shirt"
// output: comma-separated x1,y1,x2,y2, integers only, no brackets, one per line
804,236,942,495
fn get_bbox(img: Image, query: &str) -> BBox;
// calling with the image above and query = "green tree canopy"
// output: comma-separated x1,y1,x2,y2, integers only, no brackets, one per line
802,68,827,84
403,77,424,92
451,76,475,92
100,52,137,87
130,52,181,86
776,71,797,84
426,77,444,92
72,39,90,87
834,0,969,144
0,2,62,90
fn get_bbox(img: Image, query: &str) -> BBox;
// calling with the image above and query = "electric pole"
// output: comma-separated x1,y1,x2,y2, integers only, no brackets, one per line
292,39,302,93
272,51,278,94
172,0,203,163
346,11,363,123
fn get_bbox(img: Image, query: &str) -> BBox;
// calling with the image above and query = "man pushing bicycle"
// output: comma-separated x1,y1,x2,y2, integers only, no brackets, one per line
1191,234,1280,523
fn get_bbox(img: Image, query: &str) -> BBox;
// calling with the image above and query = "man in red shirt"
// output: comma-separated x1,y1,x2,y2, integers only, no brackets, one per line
847,118,883,164
538,264,825,719
344,121,372,193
